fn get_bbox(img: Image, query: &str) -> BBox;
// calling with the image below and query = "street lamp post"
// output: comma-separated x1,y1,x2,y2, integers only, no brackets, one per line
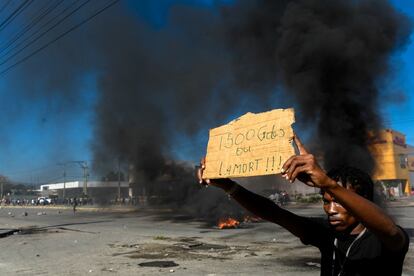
58,161,88,200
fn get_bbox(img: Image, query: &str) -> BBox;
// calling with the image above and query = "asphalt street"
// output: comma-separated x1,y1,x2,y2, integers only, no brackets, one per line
0,203,413,275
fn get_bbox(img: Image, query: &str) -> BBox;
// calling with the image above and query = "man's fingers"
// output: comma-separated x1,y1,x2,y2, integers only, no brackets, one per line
281,155,296,174
197,167,210,185
286,158,308,180
282,154,307,172
294,134,308,155
197,166,203,183
197,157,208,184
282,155,312,176
289,164,311,183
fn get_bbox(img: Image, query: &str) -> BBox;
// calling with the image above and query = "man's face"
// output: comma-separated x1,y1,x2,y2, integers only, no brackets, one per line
322,192,358,232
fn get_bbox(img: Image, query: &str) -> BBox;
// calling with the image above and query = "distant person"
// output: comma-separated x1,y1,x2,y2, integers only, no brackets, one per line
72,197,78,214
269,192,279,204
197,135,409,275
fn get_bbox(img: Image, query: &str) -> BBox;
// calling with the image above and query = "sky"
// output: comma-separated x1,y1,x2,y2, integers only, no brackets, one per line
0,0,413,184
384,0,414,143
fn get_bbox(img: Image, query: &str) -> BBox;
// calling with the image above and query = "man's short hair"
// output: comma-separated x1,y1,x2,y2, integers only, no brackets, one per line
326,166,374,201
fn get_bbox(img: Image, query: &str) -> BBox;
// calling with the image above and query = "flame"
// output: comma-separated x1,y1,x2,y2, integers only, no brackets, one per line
217,217,240,229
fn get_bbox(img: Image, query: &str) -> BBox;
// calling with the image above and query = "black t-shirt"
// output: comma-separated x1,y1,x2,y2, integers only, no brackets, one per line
300,217,409,276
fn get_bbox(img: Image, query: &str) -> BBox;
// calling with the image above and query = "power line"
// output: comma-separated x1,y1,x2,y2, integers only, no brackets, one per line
0,0,65,56
0,0,81,62
0,0,12,15
0,0,120,76
0,0,92,67
0,0,33,33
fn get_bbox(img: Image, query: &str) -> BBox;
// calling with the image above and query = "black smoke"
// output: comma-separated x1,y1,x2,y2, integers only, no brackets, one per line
3,0,411,218
87,0,410,219
227,0,412,173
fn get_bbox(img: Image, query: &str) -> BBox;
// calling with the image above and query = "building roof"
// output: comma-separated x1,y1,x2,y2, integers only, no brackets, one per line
40,181,129,191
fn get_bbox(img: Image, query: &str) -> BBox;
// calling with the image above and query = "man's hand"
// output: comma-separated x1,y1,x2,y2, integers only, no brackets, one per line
196,157,210,185
197,157,234,190
281,135,336,189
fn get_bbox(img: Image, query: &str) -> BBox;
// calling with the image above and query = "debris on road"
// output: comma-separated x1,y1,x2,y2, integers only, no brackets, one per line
138,261,179,268
306,262,321,268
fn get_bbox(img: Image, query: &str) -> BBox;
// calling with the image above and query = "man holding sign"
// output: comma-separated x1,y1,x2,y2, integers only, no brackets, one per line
197,132,409,275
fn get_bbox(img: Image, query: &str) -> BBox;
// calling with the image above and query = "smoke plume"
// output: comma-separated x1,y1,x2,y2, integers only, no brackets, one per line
4,0,411,218
87,0,410,218
226,0,412,173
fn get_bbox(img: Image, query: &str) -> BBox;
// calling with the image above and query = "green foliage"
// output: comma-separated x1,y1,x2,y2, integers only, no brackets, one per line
296,193,322,203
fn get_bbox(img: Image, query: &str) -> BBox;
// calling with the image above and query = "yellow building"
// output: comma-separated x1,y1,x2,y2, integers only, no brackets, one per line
371,129,411,197
408,145,414,194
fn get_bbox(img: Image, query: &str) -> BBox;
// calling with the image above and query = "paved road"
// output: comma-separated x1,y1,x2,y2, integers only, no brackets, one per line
0,204,413,275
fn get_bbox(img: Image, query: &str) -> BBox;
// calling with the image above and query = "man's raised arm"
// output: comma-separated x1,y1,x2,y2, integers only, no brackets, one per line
197,159,310,240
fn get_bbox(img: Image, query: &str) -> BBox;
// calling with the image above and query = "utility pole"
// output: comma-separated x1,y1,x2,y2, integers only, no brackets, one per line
58,161,88,200
80,161,89,196
117,157,121,202
0,181,3,199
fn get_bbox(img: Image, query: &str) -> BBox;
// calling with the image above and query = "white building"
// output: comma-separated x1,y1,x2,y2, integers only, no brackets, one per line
40,181,129,203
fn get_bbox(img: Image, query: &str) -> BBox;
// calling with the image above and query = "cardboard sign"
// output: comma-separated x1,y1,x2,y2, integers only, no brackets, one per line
203,108,295,179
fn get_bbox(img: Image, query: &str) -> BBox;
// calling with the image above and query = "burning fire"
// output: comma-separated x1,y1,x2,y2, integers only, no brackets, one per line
217,217,240,229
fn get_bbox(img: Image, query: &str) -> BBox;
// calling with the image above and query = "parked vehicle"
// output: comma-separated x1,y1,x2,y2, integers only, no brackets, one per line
37,197,52,205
